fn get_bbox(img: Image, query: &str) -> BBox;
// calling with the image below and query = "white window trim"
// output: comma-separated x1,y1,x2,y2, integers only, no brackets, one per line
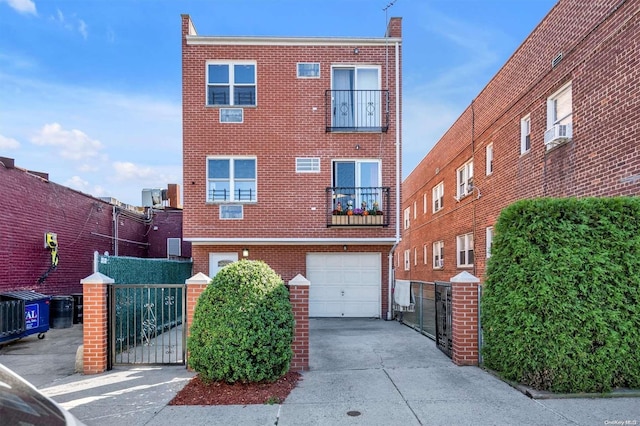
167,238,181,257
413,201,417,220
296,157,320,173
403,207,410,229
457,233,474,268
423,244,428,265
433,241,444,269
546,82,573,128
520,114,531,154
404,249,410,271
423,193,427,214
206,61,257,107
206,156,257,203
432,182,444,213
457,159,474,200
486,226,494,259
414,247,417,266
486,143,493,176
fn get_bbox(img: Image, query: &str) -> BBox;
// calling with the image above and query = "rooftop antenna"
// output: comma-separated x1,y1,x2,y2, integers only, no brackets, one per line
383,0,397,92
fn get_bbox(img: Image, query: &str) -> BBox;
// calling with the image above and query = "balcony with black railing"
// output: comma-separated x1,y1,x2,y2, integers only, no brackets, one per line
325,90,389,133
326,187,390,227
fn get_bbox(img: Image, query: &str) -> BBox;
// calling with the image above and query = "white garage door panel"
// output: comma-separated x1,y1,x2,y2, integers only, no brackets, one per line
307,253,381,318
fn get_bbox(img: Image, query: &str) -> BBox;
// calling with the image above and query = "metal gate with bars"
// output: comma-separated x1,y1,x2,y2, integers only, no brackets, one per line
395,280,452,358
109,284,186,366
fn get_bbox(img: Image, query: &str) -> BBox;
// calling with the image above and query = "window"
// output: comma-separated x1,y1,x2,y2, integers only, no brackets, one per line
207,157,257,202
486,226,494,258
414,247,417,266
403,207,410,229
413,201,417,220
521,115,531,154
457,233,474,267
545,82,573,147
457,160,474,199
332,160,382,212
423,193,427,214
423,244,428,265
404,249,410,271
331,66,381,129
296,158,320,173
297,63,320,78
433,241,444,269
167,238,181,257
432,182,444,213
220,205,243,219
486,143,493,175
207,62,256,106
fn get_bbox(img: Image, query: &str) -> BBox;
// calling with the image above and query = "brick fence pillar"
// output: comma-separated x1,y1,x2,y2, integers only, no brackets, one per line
288,274,310,372
80,272,114,375
184,272,212,367
450,271,480,366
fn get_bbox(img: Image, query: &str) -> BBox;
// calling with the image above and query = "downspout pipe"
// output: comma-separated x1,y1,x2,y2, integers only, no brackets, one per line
388,39,401,321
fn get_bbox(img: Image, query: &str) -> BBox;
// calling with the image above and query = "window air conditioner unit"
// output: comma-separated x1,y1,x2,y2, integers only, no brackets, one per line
544,123,572,147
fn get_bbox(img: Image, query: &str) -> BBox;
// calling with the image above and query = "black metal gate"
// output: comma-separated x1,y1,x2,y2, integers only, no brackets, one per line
435,282,452,357
109,284,185,366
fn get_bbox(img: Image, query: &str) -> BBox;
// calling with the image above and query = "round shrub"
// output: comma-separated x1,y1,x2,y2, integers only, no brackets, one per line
187,260,294,383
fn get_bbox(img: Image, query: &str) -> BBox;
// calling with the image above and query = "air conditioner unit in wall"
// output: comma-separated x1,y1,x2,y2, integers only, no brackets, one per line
544,123,573,147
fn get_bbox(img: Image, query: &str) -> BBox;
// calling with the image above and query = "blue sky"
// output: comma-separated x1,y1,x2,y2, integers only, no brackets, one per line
0,0,557,206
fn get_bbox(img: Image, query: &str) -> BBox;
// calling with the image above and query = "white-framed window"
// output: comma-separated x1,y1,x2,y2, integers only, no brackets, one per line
413,201,417,220
457,159,474,199
414,247,417,266
433,241,444,269
545,82,573,147
167,238,181,257
332,159,382,212
207,157,257,202
297,62,320,78
486,226,494,258
423,244,428,265
331,65,381,129
520,114,531,154
423,193,427,214
403,207,410,229
457,233,474,267
432,182,444,213
296,158,320,173
220,204,244,219
207,62,256,106
404,249,410,271
486,143,493,176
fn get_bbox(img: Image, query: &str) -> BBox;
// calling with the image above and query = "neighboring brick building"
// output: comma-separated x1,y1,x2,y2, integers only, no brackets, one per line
397,0,640,285
0,157,190,296
181,15,402,319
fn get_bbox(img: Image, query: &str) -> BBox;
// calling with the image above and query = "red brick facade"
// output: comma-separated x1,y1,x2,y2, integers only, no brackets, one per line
181,15,402,318
397,0,640,286
0,158,189,295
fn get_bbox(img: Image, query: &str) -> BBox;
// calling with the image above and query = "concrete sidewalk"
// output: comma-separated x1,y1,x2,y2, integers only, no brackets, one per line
1,319,639,425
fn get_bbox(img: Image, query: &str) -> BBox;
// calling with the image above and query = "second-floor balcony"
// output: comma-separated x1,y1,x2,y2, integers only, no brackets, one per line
326,187,390,227
325,90,390,133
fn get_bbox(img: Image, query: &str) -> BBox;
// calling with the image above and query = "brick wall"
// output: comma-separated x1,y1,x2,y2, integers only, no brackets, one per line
397,0,640,285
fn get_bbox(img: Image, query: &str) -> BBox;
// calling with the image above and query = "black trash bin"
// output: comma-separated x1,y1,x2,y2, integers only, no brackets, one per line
71,293,83,324
50,296,73,329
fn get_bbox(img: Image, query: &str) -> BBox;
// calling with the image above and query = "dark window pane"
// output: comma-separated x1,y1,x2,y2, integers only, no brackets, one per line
208,87,229,105
208,64,229,84
234,159,255,179
234,87,255,105
468,250,474,265
208,160,230,179
234,64,255,84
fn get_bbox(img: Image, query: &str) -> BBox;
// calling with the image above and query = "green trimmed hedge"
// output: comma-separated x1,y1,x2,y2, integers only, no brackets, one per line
482,197,640,393
187,260,294,383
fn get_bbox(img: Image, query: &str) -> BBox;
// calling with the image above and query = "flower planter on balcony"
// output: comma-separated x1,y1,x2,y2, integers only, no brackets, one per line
331,214,384,226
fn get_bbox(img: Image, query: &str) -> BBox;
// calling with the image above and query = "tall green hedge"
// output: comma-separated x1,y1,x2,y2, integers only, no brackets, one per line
187,260,294,383
482,197,640,393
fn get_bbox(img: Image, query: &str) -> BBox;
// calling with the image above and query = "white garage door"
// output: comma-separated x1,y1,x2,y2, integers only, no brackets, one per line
307,253,381,318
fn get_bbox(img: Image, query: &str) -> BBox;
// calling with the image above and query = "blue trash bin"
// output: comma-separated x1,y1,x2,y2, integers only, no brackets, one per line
0,291,51,343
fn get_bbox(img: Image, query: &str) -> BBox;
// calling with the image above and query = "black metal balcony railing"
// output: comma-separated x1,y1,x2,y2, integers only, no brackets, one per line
208,189,256,202
326,187,390,227
325,90,389,132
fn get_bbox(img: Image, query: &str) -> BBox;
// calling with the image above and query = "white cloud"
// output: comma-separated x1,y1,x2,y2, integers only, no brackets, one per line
78,19,88,39
0,0,36,15
30,123,104,161
0,134,20,149
112,161,156,181
49,8,88,38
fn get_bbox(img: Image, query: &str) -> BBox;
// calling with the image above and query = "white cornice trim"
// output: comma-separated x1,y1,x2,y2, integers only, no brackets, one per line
185,237,397,246
186,36,401,47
